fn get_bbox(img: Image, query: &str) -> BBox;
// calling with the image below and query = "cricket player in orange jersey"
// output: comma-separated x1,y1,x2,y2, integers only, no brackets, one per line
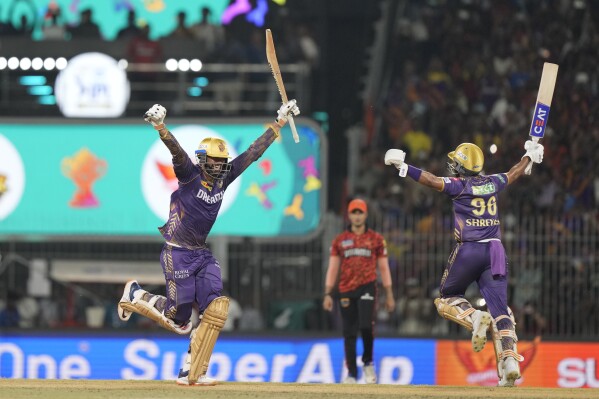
323,199,395,384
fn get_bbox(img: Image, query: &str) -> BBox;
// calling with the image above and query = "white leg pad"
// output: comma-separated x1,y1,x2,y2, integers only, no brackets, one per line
491,308,523,384
119,292,191,335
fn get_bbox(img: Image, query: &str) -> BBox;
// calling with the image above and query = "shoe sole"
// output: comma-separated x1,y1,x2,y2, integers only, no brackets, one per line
117,280,138,321
176,379,217,386
505,367,520,386
472,312,492,352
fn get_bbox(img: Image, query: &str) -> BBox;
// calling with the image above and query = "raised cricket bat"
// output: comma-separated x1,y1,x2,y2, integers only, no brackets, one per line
266,29,300,143
525,62,558,175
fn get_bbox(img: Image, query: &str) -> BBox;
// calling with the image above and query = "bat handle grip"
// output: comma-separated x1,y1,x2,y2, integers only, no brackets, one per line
288,115,299,143
524,137,539,175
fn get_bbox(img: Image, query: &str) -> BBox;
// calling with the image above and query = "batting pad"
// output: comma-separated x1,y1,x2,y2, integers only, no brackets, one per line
188,296,229,384
119,295,191,335
434,297,475,331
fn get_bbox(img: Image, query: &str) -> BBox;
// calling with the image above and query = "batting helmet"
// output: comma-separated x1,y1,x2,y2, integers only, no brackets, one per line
447,143,484,176
195,137,232,180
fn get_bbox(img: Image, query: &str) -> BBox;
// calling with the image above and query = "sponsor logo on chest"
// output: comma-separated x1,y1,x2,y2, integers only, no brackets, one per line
472,183,495,195
196,188,224,204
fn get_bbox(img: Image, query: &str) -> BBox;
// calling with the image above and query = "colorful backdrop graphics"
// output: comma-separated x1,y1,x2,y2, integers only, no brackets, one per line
0,121,322,237
436,339,599,388
0,336,435,384
0,0,282,40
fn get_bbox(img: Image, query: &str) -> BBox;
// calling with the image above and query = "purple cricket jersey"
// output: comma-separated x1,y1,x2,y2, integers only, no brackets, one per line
441,173,508,242
158,126,278,249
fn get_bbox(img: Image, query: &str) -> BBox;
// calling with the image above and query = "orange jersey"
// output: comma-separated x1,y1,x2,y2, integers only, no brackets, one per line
330,229,387,293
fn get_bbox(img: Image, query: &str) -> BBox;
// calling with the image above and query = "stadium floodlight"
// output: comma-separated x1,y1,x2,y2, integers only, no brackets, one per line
178,59,190,72
32,58,44,70
165,59,178,71
56,58,68,70
20,58,32,71
44,58,56,70
0,57,7,70
190,59,202,72
8,57,19,70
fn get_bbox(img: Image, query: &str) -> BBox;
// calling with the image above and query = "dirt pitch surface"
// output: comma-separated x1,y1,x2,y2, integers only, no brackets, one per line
0,379,594,399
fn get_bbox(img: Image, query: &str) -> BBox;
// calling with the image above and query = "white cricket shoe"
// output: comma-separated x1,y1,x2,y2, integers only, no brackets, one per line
497,357,521,387
342,376,357,384
363,364,377,384
471,310,492,352
176,373,217,386
117,280,143,321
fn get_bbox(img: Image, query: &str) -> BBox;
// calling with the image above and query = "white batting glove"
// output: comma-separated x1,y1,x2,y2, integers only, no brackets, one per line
385,149,408,177
144,104,167,127
276,99,300,123
385,149,406,168
522,140,544,164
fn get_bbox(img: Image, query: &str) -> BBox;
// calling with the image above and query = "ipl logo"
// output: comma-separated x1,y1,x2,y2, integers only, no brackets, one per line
61,148,107,208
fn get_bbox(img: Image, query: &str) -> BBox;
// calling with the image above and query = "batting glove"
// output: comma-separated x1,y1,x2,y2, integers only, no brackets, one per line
276,99,300,123
144,104,167,127
385,149,406,168
522,140,544,164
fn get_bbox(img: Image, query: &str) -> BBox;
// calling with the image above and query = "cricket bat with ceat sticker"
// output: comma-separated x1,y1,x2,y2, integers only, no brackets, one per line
266,29,300,143
525,62,558,175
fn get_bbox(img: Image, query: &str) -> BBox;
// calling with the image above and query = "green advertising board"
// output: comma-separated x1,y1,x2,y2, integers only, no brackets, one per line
0,119,324,238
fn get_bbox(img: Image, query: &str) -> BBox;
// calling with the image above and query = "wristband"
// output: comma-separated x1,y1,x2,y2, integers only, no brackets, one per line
407,165,422,181
324,293,332,297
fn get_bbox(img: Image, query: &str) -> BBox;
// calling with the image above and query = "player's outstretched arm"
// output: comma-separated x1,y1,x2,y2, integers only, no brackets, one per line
144,104,194,181
384,149,444,190
506,140,544,185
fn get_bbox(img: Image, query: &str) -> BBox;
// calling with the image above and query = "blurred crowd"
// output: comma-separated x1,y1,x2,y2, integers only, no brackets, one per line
358,0,598,218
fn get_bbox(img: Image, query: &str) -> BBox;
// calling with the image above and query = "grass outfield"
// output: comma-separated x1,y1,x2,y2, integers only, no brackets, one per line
0,380,595,399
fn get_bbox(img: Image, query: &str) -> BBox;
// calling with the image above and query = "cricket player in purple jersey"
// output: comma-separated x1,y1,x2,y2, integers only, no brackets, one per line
117,100,300,386
384,140,544,387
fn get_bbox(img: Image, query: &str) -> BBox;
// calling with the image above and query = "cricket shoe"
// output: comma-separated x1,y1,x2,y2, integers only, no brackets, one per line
342,376,357,384
497,357,521,387
117,280,143,321
471,310,492,352
363,364,377,384
176,370,217,386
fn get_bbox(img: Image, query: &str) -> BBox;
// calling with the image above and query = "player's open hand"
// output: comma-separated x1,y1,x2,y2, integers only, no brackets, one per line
144,104,167,127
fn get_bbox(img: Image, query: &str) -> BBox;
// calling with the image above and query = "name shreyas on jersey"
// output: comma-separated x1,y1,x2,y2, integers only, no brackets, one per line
472,183,496,195
196,189,224,204
343,248,372,258
466,218,501,226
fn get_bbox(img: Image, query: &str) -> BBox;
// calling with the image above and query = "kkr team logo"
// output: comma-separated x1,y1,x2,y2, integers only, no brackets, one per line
61,148,107,208
0,134,25,221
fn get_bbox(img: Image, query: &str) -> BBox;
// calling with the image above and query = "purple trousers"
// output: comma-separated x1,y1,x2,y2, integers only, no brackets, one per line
440,241,509,320
160,244,223,325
